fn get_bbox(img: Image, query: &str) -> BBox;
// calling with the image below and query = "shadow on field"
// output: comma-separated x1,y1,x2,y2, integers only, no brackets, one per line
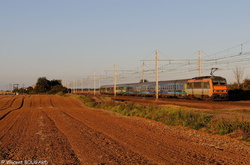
228,90,250,101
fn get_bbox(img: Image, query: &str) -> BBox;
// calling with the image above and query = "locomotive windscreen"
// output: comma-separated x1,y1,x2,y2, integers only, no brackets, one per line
212,77,227,86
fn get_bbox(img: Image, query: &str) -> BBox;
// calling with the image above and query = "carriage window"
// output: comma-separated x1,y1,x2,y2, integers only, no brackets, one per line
205,82,210,88
194,82,202,88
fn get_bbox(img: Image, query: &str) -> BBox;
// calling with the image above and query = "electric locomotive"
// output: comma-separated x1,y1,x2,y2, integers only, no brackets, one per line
186,76,228,100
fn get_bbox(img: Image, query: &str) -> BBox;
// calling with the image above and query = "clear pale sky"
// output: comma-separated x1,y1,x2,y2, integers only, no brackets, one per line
1,0,250,90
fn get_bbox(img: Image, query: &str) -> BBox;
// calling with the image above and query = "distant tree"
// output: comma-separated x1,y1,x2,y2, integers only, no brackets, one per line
50,79,62,86
49,79,67,94
12,88,19,94
18,88,26,94
233,67,244,89
33,77,67,94
31,77,68,94
139,79,148,83
48,85,67,94
26,86,34,94
34,77,51,93
242,78,250,90
12,87,26,94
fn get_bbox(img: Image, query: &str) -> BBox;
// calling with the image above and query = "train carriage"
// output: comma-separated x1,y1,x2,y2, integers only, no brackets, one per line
158,79,188,98
100,76,228,100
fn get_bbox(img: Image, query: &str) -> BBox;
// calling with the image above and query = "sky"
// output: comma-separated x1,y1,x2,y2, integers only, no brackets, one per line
1,0,250,90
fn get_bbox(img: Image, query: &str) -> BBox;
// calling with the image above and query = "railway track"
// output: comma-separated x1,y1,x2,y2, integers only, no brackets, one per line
109,95,250,109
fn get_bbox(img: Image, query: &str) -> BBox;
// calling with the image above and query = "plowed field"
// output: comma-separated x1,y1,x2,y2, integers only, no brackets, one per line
0,95,249,164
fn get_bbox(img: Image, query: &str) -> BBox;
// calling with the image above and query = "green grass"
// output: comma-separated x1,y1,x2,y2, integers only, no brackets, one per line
56,91,66,97
73,95,250,140
164,109,211,130
207,118,250,140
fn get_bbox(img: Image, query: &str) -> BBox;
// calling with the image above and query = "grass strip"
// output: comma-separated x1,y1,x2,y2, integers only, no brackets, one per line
73,95,250,141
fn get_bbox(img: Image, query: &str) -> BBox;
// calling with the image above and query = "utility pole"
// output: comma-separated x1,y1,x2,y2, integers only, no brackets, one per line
76,80,78,94
13,84,19,90
94,72,96,95
142,62,145,83
198,50,202,77
114,64,117,97
82,79,84,94
73,78,76,94
105,67,138,87
88,77,90,94
98,75,101,94
75,80,78,94
70,81,72,94
155,50,159,100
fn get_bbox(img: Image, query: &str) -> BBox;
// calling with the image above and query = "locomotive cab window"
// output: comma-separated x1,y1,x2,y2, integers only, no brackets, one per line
213,79,227,86
213,81,219,86
220,80,226,85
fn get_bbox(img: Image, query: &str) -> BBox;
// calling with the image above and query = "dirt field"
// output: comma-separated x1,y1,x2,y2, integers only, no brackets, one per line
0,95,250,164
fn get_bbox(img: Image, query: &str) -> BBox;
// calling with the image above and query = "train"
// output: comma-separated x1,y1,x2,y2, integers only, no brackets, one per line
100,76,228,100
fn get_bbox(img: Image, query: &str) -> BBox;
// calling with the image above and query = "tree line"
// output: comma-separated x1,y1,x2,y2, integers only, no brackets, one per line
13,77,67,94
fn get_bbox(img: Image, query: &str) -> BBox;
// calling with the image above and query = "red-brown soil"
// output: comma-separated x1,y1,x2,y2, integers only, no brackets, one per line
0,95,250,164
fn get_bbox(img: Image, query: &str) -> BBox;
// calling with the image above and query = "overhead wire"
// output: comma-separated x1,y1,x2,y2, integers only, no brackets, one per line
67,41,250,88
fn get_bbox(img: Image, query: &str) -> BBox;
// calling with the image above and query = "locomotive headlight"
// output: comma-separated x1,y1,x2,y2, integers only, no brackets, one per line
214,90,227,92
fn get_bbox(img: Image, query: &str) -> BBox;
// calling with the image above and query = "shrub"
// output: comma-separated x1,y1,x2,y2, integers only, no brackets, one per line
208,118,250,137
56,91,65,97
